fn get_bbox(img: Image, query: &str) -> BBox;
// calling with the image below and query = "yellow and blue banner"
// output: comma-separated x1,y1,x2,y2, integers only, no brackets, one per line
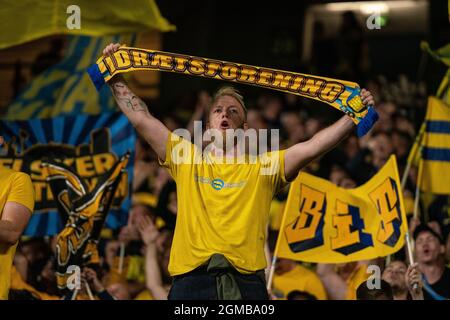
0,112,136,236
4,35,137,120
0,0,175,50
88,46,379,137
420,96,450,194
275,156,408,263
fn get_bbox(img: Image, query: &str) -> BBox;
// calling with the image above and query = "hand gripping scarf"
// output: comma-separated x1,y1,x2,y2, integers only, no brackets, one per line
87,47,378,136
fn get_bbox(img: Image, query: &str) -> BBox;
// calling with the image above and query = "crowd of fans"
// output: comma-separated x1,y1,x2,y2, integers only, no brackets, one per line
4,8,449,299
7,72,450,300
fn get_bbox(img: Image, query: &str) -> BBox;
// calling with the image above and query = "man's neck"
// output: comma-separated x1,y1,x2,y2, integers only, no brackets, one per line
419,261,445,284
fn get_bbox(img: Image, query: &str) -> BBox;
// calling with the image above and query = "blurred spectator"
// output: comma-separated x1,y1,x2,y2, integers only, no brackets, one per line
382,260,409,300
347,131,393,184
286,290,317,300
343,134,360,160
104,278,131,300
317,260,381,300
81,267,116,300
16,238,52,291
139,214,170,300
391,130,412,165
280,111,306,147
304,117,325,139
247,109,268,131
187,90,211,136
260,95,283,129
155,180,177,231
356,279,393,300
405,263,425,300
413,224,450,299
272,258,327,300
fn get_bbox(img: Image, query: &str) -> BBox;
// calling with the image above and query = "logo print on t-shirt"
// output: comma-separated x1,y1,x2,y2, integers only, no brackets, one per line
194,175,246,190
211,178,225,190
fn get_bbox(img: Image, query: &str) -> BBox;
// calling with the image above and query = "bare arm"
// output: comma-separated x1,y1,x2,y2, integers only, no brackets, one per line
284,116,354,181
284,89,375,181
103,43,169,161
144,243,169,300
316,263,348,300
138,215,168,300
0,202,32,246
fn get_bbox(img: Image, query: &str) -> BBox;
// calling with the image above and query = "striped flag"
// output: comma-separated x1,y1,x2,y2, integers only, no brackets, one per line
420,96,450,194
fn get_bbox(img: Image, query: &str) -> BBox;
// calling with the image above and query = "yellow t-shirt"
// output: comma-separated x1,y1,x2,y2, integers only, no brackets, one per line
273,264,327,300
134,289,154,300
0,167,34,300
160,133,287,276
10,266,59,300
346,264,369,300
268,198,286,231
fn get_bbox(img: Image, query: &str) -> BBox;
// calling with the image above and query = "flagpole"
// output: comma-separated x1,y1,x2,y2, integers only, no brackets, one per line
405,232,418,290
266,182,294,292
385,254,391,266
405,232,415,265
266,255,277,291
71,288,79,300
84,280,95,300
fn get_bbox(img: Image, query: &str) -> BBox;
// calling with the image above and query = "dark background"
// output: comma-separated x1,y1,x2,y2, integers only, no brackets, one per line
155,0,450,111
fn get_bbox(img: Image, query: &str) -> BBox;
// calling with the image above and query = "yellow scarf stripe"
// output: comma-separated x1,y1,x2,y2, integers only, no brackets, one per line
88,47,378,136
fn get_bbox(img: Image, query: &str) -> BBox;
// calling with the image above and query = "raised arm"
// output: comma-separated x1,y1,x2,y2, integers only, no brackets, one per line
103,43,170,161
316,263,348,300
138,215,169,300
284,89,375,181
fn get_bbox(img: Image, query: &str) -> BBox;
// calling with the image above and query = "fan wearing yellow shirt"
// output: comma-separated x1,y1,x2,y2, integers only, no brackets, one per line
272,258,327,300
317,261,376,300
0,136,35,300
102,43,376,300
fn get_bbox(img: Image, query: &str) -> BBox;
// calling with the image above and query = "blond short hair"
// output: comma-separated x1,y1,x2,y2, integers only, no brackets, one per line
210,86,247,120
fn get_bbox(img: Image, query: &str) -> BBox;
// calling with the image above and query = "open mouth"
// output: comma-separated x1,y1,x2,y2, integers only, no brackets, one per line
220,120,230,130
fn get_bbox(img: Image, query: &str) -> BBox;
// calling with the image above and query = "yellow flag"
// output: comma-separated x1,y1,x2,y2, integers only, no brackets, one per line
0,0,175,49
420,96,450,194
275,156,408,263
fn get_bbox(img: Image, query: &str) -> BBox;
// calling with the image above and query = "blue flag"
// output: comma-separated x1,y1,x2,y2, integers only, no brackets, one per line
0,112,136,236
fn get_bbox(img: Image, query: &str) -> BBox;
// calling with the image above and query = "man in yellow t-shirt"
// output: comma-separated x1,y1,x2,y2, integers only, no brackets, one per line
317,261,372,300
102,43,376,299
0,136,35,300
272,258,327,300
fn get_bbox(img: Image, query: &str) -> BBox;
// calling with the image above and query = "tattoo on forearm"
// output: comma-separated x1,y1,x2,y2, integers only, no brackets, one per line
111,82,149,114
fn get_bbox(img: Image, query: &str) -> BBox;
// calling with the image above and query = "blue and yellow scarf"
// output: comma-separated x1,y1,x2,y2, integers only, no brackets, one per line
88,47,378,136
